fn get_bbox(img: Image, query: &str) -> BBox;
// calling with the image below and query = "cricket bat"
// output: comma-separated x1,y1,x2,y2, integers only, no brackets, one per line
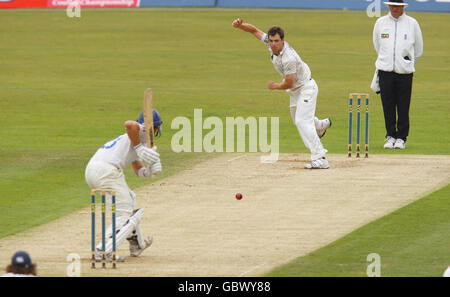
143,88,155,149
143,88,156,178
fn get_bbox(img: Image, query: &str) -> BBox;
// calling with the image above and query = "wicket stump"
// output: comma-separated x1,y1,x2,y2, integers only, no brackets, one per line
348,93,369,158
91,189,117,269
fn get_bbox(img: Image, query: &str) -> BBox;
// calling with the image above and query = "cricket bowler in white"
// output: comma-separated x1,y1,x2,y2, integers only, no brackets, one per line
232,19,331,169
85,111,162,262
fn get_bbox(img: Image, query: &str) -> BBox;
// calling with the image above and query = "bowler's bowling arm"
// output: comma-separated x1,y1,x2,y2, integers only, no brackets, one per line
234,20,264,41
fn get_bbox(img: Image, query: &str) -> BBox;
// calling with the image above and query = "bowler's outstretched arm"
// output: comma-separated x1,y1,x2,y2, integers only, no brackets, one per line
232,18,265,41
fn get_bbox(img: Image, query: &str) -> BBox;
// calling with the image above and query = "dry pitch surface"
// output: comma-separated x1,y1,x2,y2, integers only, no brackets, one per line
0,154,449,276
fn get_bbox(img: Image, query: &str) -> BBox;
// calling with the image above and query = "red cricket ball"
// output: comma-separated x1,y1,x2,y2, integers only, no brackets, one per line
235,193,243,200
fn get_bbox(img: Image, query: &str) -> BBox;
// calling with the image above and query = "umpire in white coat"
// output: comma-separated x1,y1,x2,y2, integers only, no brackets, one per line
373,0,423,149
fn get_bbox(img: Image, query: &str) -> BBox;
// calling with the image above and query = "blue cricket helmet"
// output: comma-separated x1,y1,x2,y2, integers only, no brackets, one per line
11,251,33,268
137,109,162,137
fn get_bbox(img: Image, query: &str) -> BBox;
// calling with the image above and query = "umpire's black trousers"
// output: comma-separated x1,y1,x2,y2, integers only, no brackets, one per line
378,70,414,142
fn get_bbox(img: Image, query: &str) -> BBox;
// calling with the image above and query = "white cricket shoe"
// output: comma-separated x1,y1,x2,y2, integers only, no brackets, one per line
94,248,125,262
383,136,396,149
394,138,406,149
305,157,330,169
317,118,332,138
128,235,153,257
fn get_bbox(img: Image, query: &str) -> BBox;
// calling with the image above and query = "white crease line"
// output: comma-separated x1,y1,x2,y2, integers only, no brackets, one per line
227,154,247,162
238,263,266,277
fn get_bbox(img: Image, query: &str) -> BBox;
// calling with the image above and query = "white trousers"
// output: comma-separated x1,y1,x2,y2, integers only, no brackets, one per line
85,161,135,215
85,161,140,252
289,79,327,161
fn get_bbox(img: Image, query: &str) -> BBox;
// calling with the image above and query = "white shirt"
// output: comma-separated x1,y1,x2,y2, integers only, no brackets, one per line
261,33,311,94
1,273,35,277
444,266,450,277
373,13,423,74
88,124,146,170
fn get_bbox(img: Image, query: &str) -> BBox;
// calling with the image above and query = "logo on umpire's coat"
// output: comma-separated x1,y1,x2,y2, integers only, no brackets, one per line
381,33,389,39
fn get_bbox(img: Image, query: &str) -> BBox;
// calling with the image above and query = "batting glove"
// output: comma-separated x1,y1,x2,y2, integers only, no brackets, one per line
150,161,162,175
137,167,151,178
134,143,160,165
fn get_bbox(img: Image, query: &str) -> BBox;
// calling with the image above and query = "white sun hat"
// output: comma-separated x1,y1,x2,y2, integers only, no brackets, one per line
384,0,408,6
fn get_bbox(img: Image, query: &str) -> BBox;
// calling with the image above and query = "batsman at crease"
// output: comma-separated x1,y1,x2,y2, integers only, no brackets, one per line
85,110,162,262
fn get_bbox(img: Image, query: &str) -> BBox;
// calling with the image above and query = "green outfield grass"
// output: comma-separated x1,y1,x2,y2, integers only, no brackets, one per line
0,9,449,275
266,184,450,277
